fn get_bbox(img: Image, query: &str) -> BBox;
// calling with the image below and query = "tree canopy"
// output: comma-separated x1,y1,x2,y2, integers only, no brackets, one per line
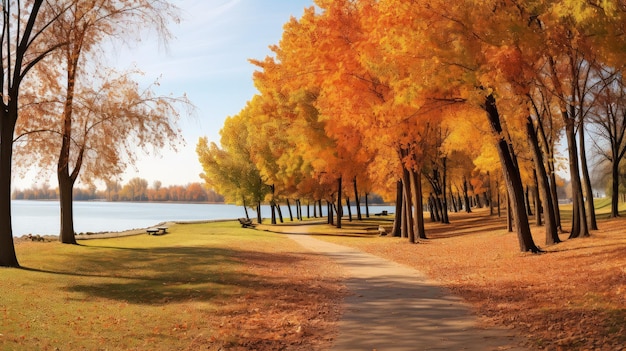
198,0,626,253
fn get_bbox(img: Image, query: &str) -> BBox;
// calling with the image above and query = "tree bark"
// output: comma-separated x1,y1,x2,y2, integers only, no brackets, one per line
463,177,472,213
286,199,294,221
441,157,450,223
611,161,620,217
345,196,352,222
354,177,362,220
564,119,589,238
402,167,415,243
0,112,20,267
527,117,560,244
412,169,426,239
336,177,343,229
579,125,598,230
485,94,540,252
392,180,403,237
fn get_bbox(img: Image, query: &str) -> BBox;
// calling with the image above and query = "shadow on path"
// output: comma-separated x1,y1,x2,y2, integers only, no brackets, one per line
287,234,529,351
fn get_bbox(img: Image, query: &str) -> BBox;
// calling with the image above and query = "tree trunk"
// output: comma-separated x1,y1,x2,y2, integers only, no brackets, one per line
463,177,472,213
611,161,620,217
412,169,426,239
328,200,333,225
287,199,294,221
336,177,343,229
507,192,513,232
565,119,589,238
365,193,370,218
346,196,352,222
318,200,323,218
402,167,415,243
0,113,19,267
579,125,598,230
525,186,533,216
485,94,540,252
441,157,450,223
392,180,403,237
354,177,362,220
257,202,262,223
58,172,78,245
243,197,250,220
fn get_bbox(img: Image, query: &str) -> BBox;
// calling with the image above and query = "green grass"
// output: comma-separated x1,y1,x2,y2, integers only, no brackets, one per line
557,197,626,221
0,221,287,350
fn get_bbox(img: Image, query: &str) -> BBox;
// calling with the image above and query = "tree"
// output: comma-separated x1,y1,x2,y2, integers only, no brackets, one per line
14,0,185,244
591,69,626,217
0,1,70,267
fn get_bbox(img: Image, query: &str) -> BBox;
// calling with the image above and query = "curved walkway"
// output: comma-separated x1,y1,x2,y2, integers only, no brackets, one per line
285,233,528,351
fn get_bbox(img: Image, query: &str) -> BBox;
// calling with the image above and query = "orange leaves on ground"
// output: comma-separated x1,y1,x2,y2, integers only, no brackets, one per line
323,209,626,350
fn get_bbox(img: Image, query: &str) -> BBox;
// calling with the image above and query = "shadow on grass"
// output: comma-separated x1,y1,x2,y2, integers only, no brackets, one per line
20,244,322,306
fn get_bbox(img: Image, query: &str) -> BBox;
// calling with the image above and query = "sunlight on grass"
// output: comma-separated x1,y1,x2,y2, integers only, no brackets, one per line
0,221,290,350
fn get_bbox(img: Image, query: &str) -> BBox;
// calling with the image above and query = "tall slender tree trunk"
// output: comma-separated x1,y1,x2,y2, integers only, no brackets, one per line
463,177,472,213
287,199,294,221
336,177,342,229
354,177,362,220
243,197,250,220
485,94,540,252
257,202,262,223
328,200,333,225
392,180,403,237
345,196,352,222
402,167,415,243
318,200,323,218
579,125,598,230
441,157,449,223
611,162,620,217
564,119,589,238
412,169,426,239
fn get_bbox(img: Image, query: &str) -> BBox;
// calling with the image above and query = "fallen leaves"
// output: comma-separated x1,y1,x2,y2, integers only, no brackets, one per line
321,209,626,351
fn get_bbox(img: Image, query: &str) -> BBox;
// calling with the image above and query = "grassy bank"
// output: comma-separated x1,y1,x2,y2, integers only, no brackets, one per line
0,221,343,350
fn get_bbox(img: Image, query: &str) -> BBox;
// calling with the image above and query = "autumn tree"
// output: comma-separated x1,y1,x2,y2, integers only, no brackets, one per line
15,0,185,244
197,104,270,222
0,1,74,267
590,69,626,217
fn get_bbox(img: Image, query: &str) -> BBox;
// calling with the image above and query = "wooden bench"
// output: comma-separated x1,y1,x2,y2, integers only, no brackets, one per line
238,218,255,228
147,227,168,235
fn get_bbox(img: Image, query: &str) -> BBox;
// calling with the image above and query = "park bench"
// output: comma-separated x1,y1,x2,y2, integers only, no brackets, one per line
374,210,389,216
238,218,255,228
147,227,168,235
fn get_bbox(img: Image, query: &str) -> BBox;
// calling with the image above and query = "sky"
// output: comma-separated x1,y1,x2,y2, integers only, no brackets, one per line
16,0,315,190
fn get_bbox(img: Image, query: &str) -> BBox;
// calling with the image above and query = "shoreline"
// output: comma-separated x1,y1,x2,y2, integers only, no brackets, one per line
16,219,236,241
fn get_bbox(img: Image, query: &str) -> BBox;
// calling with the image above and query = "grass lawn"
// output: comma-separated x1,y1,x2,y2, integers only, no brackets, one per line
2,200,624,350
0,221,344,350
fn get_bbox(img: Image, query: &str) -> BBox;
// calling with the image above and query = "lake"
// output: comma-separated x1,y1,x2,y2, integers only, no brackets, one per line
11,200,396,237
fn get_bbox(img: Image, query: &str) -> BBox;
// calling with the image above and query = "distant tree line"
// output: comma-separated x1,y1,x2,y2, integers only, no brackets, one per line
12,178,224,203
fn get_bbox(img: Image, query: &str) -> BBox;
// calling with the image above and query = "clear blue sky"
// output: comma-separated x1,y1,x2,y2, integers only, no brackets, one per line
16,0,315,190
118,0,316,188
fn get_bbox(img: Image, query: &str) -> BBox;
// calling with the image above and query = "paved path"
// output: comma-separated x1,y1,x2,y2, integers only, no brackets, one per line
286,234,528,351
